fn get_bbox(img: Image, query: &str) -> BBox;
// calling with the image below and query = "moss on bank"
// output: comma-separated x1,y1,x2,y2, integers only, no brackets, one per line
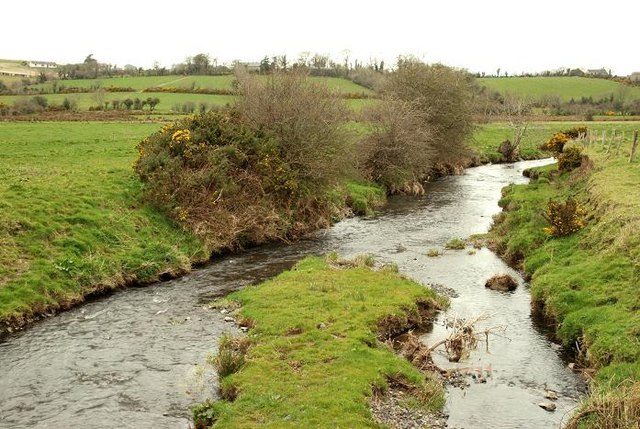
201,256,447,428
486,148,640,427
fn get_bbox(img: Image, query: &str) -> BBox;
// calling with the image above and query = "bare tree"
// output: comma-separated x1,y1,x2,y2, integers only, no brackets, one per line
498,93,531,161
358,97,435,194
381,58,475,166
235,69,352,194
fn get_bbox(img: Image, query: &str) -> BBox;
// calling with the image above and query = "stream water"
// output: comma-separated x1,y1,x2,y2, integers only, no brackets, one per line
0,159,585,428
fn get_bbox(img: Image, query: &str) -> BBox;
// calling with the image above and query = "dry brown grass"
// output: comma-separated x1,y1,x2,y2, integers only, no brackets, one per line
566,381,640,429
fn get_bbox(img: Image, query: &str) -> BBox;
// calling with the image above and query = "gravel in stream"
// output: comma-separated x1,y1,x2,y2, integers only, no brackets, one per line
370,388,448,429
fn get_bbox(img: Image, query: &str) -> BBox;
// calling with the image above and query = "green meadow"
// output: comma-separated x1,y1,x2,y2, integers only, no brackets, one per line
0,92,236,112
473,121,640,162
478,76,640,101
0,121,208,326
21,75,372,95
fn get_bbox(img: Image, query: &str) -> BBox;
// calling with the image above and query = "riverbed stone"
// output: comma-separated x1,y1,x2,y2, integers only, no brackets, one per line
538,401,557,411
485,274,518,291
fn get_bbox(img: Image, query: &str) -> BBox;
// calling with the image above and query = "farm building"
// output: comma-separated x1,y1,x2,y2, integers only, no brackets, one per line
585,68,610,77
28,61,57,69
630,72,640,83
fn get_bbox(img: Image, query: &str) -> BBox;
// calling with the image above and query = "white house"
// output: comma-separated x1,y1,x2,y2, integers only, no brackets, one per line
28,61,57,69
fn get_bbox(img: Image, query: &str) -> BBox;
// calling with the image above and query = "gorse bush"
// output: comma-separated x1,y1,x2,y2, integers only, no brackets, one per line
135,112,289,249
558,146,585,172
541,126,588,154
135,71,352,251
542,198,587,236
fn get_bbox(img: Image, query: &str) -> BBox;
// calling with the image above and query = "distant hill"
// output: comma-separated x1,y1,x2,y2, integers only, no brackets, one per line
478,76,640,101
0,60,39,78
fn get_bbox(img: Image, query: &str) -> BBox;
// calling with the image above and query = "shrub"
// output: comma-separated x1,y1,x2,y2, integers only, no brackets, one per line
542,198,587,236
541,132,568,153
135,112,287,249
541,127,588,154
557,146,585,172
357,97,435,193
192,400,220,429
235,70,352,195
445,238,466,250
381,58,475,166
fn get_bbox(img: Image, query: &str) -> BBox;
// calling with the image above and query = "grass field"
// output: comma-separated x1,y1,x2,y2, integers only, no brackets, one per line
1,75,372,113
0,92,236,113
25,75,372,95
202,256,445,428
478,76,640,101
486,144,640,427
0,122,209,327
472,121,640,162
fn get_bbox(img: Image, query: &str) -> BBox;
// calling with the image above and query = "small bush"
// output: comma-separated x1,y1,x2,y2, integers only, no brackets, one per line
541,127,588,154
445,238,466,250
209,334,250,378
192,400,220,429
426,249,442,257
541,132,568,154
558,146,585,172
497,139,519,162
542,198,587,236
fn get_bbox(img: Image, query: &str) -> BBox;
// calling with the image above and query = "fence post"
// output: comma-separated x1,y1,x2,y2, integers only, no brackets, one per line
606,129,616,154
616,131,625,156
630,130,639,163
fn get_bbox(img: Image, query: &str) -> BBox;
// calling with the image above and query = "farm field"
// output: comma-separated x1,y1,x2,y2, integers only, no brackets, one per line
0,92,236,113
478,76,640,101
473,121,640,162
20,75,372,95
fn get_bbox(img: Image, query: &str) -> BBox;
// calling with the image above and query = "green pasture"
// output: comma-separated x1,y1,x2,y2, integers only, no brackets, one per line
478,76,640,101
0,92,236,113
472,121,640,162
0,121,208,325
26,75,371,95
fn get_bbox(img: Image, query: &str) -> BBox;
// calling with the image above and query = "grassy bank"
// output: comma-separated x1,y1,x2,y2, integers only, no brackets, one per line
200,256,446,428
486,143,640,427
0,121,385,332
0,122,209,329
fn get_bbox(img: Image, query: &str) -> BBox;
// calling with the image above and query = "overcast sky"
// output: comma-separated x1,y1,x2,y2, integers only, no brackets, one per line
3,0,639,75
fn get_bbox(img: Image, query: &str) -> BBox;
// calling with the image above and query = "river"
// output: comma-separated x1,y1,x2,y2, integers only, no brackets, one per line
0,159,585,428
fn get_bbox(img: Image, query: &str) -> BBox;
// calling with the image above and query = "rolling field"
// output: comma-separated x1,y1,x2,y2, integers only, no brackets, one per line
25,75,372,95
0,92,236,113
478,76,640,101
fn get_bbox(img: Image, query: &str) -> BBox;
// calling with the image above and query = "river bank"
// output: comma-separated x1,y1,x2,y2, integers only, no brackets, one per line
0,121,387,337
0,159,585,428
486,148,640,427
